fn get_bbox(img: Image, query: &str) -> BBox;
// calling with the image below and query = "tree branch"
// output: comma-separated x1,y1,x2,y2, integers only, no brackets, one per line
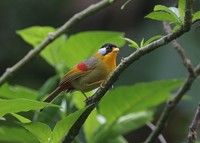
163,22,195,76
184,0,194,30
63,104,96,143
0,0,117,86
187,104,200,143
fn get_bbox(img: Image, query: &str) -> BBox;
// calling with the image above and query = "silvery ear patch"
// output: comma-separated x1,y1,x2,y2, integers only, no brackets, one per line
98,47,107,55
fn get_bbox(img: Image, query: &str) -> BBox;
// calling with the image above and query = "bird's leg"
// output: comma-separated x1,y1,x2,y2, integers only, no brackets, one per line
81,91,88,99
86,80,105,89
100,81,105,89
83,80,105,104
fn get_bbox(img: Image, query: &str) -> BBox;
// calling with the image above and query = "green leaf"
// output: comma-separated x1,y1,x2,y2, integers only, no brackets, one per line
105,136,128,143
11,113,31,123
124,38,139,49
22,122,52,143
94,111,152,143
143,35,162,46
0,83,37,100
178,0,186,22
99,79,183,124
154,5,172,13
40,35,66,69
169,7,181,20
92,79,183,142
17,26,66,68
0,126,39,143
140,38,145,47
192,11,200,23
17,26,55,47
0,99,59,117
145,11,180,24
154,5,180,23
108,111,152,136
173,24,182,31
53,105,94,143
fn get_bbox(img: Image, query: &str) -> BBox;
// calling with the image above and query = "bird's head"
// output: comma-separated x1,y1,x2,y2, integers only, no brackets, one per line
94,43,119,68
97,43,119,56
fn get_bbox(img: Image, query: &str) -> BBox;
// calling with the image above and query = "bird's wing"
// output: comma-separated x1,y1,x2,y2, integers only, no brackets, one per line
59,57,99,86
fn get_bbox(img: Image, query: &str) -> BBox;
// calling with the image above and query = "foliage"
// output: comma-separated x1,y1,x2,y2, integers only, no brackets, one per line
145,0,200,30
0,25,184,142
87,80,183,143
124,35,162,49
0,64,183,143
0,0,198,142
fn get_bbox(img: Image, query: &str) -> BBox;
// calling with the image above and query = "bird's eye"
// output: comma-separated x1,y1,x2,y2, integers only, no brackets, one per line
99,43,117,56
106,46,112,53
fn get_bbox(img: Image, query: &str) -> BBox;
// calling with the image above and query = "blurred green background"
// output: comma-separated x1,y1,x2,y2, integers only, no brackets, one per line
0,0,200,142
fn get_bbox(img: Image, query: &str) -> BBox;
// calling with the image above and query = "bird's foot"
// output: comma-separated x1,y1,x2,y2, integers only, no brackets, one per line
100,82,105,89
84,95,93,104
81,91,88,99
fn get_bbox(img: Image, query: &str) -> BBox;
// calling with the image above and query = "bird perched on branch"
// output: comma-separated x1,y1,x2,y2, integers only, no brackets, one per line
43,43,119,103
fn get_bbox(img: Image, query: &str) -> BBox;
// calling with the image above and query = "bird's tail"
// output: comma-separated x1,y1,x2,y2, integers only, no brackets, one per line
43,86,63,103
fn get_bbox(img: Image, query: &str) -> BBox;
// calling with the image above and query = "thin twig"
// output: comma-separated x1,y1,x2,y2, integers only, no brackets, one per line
163,21,195,76
187,104,200,143
146,122,167,143
0,0,117,86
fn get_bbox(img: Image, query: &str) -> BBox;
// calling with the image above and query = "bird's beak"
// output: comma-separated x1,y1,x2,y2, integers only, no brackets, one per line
113,47,119,53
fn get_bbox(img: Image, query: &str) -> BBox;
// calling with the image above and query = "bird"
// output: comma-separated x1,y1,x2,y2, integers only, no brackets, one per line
43,43,119,103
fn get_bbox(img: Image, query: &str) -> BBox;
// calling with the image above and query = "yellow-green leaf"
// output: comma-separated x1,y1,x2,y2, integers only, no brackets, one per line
0,99,59,117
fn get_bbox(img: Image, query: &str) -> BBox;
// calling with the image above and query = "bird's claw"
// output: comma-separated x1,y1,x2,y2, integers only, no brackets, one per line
100,82,105,88
84,96,93,104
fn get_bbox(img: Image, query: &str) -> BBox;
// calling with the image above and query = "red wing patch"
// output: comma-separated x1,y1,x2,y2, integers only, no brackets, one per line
77,62,88,71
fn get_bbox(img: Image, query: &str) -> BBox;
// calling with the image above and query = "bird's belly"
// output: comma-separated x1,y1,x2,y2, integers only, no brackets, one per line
71,68,109,92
